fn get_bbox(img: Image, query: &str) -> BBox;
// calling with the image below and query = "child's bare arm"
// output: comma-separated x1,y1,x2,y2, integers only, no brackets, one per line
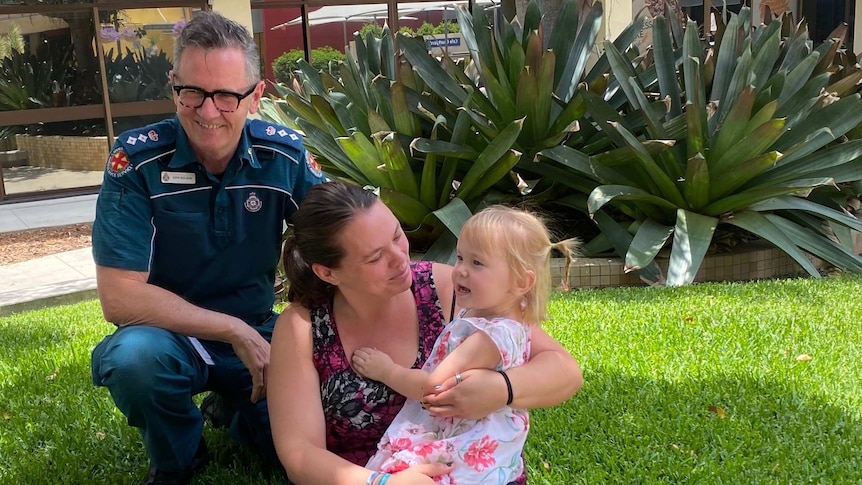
428,331,501,388
352,347,430,400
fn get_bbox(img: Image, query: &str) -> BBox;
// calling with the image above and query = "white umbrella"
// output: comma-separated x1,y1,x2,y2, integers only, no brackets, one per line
270,1,498,52
270,0,498,30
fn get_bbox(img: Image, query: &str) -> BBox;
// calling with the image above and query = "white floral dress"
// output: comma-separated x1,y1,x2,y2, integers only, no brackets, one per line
366,314,531,485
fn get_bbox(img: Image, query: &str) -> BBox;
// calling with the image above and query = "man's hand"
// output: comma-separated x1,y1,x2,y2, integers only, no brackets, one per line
230,323,271,403
351,347,394,382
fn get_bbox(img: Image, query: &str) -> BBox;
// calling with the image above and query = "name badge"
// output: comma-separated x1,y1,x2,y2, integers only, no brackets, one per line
160,171,196,185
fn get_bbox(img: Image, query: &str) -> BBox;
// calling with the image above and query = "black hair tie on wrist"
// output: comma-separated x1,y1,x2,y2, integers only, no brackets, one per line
497,370,513,406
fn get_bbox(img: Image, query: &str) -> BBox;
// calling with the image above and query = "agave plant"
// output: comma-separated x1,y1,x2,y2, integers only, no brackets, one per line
259,0,625,260
259,26,512,260
542,8,862,285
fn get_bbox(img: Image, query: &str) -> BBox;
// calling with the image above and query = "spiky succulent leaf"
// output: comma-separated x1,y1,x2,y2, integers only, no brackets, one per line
626,219,674,271
666,210,718,286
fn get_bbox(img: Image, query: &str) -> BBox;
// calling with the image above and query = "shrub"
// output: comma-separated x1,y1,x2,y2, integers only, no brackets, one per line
360,20,460,39
358,23,384,39
272,46,345,82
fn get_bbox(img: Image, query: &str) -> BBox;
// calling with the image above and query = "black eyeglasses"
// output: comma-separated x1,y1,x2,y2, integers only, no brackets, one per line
172,84,258,113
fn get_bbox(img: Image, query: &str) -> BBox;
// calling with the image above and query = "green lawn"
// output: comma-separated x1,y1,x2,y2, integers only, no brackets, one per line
2,275,861,484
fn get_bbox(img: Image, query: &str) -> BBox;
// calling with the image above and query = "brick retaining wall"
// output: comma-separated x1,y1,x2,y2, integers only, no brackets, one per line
15,134,111,172
551,242,827,289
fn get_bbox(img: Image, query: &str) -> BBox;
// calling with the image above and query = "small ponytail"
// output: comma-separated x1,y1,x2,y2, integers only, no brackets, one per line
551,238,581,291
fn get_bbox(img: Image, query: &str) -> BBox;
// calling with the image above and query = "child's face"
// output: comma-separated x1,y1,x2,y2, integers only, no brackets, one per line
452,235,521,320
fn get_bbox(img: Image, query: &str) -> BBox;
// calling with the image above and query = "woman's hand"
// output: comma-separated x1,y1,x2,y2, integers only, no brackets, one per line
389,463,453,484
420,369,506,419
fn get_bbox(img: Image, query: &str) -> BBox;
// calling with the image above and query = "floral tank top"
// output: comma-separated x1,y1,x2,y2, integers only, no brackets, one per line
310,261,446,466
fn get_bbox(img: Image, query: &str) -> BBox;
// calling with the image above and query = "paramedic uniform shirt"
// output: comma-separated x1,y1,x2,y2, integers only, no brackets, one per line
92,117,325,325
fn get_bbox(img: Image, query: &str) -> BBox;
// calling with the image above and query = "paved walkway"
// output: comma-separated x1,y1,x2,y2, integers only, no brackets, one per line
0,194,97,316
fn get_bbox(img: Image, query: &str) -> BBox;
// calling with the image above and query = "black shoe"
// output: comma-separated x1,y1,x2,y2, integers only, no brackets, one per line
200,392,235,429
141,438,210,485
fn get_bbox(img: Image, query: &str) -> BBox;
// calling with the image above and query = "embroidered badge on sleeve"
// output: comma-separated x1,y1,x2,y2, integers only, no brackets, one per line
107,147,132,178
305,151,323,178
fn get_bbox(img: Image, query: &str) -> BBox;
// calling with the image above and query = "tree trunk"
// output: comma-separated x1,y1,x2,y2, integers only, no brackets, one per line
52,13,102,106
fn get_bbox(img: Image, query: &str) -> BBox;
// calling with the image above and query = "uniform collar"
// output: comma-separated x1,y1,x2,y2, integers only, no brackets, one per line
238,123,261,169
168,118,199,169
168,117,261,170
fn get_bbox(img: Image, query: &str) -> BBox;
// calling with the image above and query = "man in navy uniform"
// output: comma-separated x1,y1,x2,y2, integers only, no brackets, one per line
89,11,324,485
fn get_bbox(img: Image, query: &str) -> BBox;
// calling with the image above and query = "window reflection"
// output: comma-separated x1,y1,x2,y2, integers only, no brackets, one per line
3,118,106,196
0,5,200,199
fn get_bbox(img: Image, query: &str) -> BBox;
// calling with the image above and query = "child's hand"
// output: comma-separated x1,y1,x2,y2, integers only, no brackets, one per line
352,347,393,382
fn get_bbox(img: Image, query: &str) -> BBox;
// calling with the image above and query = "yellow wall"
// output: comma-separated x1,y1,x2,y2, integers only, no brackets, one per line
104,8,194,60
210,0,253,35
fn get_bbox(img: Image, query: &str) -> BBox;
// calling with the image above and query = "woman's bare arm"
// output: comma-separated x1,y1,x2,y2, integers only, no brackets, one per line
269,305,449,485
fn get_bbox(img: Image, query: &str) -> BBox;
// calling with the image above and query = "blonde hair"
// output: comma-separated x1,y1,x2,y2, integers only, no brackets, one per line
458,206,579,324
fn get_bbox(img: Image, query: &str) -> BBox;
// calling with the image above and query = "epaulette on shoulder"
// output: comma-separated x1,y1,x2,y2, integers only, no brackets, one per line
116,119,177,157
248,119,303,150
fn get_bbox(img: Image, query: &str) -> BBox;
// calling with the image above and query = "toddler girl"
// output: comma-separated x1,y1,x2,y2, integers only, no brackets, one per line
352,205,577,485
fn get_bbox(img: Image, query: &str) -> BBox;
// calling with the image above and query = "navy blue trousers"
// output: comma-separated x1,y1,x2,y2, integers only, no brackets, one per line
91,312,278,472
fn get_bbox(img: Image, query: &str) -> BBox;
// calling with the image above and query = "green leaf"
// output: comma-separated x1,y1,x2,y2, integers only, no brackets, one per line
398,35,467,106
778,51,820,104
421,231,457,264
726,210,822,277
711,86,756,156
587,185,679,215
626,219,674,271
390,82,420,137
337,133,389,188
377,188,429,230
373,132,420,199
419,150,438,210
682,153,710,210
456,118,524,200
605,40,642,109
605,121,687,208
367,109,391,133
753,139,862,187
296,59,327,96
652,16,682,119
548,90,587,134
297,119,366,183
750,196,862,233
463,149,521,199
751,21,782,91
430,197,472,238
285,93,324,127
592,210,665,285
766,214,862,271
710,10,744,105
409,138,478,159
775,94,862,152
666,209,718,286
709,118,786,175
590,141,676,187
555,1,603,103
522,0,542,44
709,151,780,200
585,14,647,83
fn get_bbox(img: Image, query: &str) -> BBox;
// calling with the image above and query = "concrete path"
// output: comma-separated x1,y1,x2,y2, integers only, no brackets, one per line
0,195,97,316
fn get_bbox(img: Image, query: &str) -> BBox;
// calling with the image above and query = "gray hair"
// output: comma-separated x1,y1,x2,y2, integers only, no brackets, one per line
173,11,260,83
